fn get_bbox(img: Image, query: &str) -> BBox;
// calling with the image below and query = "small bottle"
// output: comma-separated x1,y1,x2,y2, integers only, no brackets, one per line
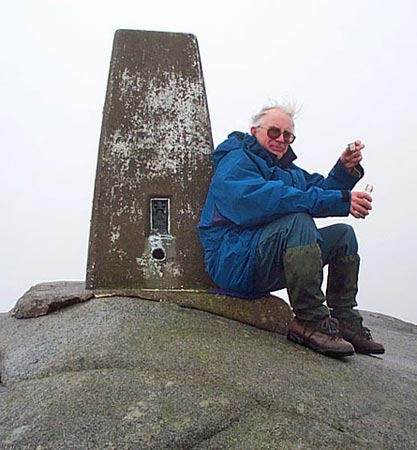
365,184,374,193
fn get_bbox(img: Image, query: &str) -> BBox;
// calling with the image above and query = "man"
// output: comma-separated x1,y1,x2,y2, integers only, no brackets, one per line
198,102,384,358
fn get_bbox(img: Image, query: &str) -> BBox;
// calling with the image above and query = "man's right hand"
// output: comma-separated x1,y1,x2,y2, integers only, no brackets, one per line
350,191,372,219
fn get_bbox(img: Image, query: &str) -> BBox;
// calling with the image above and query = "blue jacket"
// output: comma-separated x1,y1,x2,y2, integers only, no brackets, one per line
198,131,363,294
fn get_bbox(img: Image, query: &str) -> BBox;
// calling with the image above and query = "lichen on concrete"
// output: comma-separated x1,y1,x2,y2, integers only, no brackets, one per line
86,30,214,291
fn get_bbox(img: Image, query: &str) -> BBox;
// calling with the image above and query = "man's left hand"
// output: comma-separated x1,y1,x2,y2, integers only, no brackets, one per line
340,140,364,170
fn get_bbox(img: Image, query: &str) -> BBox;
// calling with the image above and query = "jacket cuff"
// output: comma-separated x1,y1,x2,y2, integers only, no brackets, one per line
341,190,351,202
332,159,364,188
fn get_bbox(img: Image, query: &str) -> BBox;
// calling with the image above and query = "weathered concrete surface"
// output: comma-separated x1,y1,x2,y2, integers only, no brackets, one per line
12,281,292,335
1,296,416,449
86,29,214,291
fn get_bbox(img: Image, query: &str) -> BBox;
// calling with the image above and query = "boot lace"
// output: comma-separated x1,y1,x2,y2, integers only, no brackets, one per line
357,326,372,340
316,317,341,337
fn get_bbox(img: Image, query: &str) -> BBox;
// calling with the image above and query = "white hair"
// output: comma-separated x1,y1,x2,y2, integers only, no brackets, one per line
251,99,301,128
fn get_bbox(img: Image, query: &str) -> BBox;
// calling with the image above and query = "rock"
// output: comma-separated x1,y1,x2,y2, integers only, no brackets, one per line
12,281,293,335
135,290,293,335
12,282,94,319
0,296,416,449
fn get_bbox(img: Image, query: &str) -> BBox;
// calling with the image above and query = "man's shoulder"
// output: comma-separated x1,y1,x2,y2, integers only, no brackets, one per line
215,146,250,168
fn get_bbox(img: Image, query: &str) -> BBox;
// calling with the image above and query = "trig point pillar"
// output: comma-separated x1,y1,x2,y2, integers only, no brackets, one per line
86,30,214,290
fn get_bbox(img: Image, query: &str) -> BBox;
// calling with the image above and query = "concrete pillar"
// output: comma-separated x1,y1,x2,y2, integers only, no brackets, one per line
86,30,214,290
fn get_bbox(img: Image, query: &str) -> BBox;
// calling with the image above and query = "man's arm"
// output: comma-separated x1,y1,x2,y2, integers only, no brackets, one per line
212,152,351,227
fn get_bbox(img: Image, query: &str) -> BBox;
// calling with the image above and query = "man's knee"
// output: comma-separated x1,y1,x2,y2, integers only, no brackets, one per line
320,223,358,260
285,213,318,247
255,213,317,292
289,212,316,229
332,223,358,255
256,212,317,260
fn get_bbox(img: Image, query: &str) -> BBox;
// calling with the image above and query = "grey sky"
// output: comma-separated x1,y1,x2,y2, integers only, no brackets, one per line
2,0,417,324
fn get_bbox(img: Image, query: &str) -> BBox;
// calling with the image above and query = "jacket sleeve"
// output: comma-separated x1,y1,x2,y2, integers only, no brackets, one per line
303,159,364,191
211,153,351,228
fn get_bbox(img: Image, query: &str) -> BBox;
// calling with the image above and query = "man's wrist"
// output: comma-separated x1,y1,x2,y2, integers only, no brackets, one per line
341,190,351,202
349,167,361,178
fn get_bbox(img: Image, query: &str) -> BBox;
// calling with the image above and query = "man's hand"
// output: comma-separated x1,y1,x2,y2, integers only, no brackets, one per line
340,140,365,170
350,191,372,219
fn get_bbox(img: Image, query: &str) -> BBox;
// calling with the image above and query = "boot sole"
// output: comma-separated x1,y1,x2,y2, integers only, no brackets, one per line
287,332,355,358
355,348,385,355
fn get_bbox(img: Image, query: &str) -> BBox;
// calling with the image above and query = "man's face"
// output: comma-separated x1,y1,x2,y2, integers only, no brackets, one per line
250,109,295,159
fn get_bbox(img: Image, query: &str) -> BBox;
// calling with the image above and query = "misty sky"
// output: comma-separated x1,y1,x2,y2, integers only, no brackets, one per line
2,0,417,324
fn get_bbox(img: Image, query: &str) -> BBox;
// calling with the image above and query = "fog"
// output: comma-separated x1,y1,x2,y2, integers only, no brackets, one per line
2,0,417,324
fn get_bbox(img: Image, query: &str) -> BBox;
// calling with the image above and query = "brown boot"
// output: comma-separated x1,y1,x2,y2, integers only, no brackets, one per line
287,317,354,358
339,323,385,355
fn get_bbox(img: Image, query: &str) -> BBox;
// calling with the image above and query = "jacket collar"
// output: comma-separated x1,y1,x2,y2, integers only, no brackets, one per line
278,145,297,169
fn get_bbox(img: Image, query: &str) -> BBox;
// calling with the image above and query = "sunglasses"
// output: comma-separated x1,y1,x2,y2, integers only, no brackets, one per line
258,126,296,144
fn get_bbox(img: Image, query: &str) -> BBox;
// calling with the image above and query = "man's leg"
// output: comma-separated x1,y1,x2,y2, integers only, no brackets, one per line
319,224,385,355
255,212,328,320
254,213,354,357
319,224,362,324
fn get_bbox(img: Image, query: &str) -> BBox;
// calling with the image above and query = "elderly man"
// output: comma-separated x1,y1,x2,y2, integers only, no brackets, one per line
198,103,384,358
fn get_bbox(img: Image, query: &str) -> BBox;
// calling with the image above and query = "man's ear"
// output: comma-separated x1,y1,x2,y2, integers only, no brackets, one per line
250,126,257,136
